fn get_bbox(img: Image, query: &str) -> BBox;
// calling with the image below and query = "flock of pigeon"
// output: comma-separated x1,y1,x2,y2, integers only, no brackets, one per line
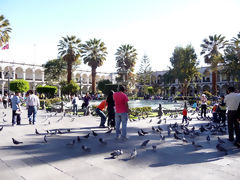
0,108,234,161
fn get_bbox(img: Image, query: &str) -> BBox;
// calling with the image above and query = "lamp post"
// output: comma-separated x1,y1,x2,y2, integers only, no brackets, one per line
79,76,82,96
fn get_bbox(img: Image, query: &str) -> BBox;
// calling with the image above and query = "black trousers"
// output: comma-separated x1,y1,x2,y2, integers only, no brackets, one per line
201,104,207,117
107,109,115,127
219,111,226,124
12,110,21,125
227,111,240,143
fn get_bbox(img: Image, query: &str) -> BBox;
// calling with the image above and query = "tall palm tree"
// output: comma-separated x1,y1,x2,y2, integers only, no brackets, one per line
200,34,228,95
0,15,12,47
58,35,82,83
81,38,107,94
115,44,137,88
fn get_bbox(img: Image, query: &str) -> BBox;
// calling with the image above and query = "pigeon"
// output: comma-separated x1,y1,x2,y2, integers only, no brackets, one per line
130,148,137,159
3,118,7,122
71,117,75,122
99,138,107,145
138,130,144,136
43,135,47,143
161,135,166,141
77,136,81,143
46,130,50,134
105,129,112,134
199,125,207,132
152,126,156,132
0,126,3,131
12,138,23,145
35,129,40,135
157,126,163,131
141,140,150,147
152,145,157,152
141,129,148,135
216,143,228,155
66,140,75,146
192,141,202,148
92,131,98,137
218,137,225,144
175,129,182,135
83,133,90,138
58,130,63,134
182,137,188,143
168,129,171,137
206,135,210,142
67,129,71,133
157,119,162,124
110,149,123,158
174,133,181,140
149,119,152,123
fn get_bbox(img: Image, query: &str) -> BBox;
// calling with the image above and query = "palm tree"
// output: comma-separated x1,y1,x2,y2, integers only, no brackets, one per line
58,35,82,83
115,44,137,88
0,15,12,47
81,38,108,94
200,34,228,95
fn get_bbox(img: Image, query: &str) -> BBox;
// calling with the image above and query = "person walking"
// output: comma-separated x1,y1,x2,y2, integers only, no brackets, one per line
26,90,40,125
113,85,129,140
201,94,207,118
182,102,188,124
2,93,8,109
95,99,108,128
106,90,115,128
11,92,21,126
224,87,240,148
72,95,78,115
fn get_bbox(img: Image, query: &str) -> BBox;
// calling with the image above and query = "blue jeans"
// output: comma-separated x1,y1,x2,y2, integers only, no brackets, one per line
96,108,106,126
28,106,37,123
115,112,128,138
73,104,78,115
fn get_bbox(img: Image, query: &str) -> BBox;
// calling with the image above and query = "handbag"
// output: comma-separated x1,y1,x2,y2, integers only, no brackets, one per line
15,109,22,114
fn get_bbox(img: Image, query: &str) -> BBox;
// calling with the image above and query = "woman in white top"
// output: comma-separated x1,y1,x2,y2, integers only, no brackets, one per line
201,94,207,118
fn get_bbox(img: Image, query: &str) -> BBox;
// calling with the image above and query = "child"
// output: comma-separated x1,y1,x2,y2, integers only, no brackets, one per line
182,102,188,124
212,103,218,123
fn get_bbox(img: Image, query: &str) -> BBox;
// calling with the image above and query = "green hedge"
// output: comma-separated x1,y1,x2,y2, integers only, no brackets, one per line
37,85,58,98
10,79,29,93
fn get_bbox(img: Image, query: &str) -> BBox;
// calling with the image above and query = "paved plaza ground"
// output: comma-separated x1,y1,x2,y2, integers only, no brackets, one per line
0,104,240,180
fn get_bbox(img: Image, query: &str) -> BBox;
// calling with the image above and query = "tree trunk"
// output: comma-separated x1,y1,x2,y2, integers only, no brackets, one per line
92,66,97,94
67,62,72,83
212,70,217,96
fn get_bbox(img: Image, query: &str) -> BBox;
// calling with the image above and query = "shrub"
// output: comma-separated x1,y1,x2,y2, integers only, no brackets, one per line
36,85,58,98
10,79,29,93
60,80,79,95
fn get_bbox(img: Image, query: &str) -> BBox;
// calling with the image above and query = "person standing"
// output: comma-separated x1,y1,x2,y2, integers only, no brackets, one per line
2,93,8,109
106,90,115,128
11,92,21,126
81,92,91,115
201,94,207,118
224,87,240,147
113,85,129,140
72,95,78,115
26,90,40,125
95,99,108,128
218,95,227,125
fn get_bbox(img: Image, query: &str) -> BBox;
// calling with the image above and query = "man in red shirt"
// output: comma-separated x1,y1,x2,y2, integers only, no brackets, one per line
96,100,108,128
113,85,129,140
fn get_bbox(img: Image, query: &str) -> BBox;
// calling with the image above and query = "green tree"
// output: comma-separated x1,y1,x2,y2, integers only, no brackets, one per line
10,79,29,93
60,80,79,95
58,35,82,83
223,32,240,84
169,45,199,96
200,34,228,95
115,44,137,89
36,85,58,98
137,54,152,85
43,58,67,82
81,38,108,94
0,15,12,47
97,79,112,95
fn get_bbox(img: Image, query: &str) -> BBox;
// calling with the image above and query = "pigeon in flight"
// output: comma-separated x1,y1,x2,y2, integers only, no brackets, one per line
99,138,107,145
110,149,123,158
130,148,137,159
82,145,91,152
83,133,90,139
12,138,23,145
216,143,228,155
141,140,150,147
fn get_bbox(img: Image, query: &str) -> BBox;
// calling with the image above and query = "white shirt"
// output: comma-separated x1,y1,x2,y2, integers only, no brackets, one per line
26,94,40,107
224,93,240,111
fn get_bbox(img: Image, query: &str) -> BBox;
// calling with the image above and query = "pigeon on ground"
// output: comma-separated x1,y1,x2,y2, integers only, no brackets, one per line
77,136,81,143
66,140,75,146
130,148,137,159
152,126,156,132
216,143,228,155
92,131,98,137
182,137,188,143
175,129,182,134
141,129,148,135
174,133,181,140
110,149,123,158
58,130,63,134
35,129,40,135
0,126,3,131
12,138,23,145
161,135,165,141
106,129,112,134
138,130,145,136
83,133,90,138
218,137,225,144
199,125,207,132
141,140,150,147
43,135,47,143
157,119,162,124
192,141,202,148
152,145,157,152
206,135,210,142
99,138,107,145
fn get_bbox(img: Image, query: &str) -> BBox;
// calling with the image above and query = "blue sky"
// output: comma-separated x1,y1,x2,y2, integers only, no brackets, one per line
1,0,240,72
